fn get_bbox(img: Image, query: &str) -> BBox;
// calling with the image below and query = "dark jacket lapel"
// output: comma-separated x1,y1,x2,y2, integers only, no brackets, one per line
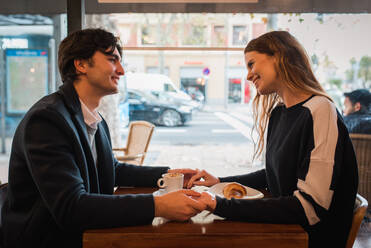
95,121,115,194
57,82,100,193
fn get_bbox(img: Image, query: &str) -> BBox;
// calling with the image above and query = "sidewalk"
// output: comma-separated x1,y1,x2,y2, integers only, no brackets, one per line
145,103,261,177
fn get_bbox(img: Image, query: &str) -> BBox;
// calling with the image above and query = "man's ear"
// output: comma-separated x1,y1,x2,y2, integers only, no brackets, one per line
74,59,87,75
354,102,361,112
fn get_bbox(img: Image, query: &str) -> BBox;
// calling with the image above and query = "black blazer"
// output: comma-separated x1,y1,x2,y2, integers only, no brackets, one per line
2,82,168,248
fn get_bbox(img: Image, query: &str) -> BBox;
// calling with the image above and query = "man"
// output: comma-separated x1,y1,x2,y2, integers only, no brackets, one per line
2,28,206,248
343,89,371,134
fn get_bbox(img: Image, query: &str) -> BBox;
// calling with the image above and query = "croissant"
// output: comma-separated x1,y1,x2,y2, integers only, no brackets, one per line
223,182,247,199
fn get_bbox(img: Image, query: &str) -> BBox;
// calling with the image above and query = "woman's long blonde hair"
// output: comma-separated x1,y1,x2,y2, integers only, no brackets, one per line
244,31,332,159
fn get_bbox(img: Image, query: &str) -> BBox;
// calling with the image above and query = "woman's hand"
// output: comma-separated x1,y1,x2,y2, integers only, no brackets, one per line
197,191,217,211
186,169,220,189
167,168,198,188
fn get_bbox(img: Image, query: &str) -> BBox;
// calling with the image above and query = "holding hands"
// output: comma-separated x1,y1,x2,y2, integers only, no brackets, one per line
154,189,206,221
154,168,219,221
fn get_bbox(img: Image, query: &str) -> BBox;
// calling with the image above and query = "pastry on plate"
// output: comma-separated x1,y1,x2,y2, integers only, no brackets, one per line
222,182,247,199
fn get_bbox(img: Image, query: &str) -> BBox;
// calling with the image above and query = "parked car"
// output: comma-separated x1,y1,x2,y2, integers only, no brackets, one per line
150,90,202,111
185,86,205,103
122,89,193,127
125,72,192,102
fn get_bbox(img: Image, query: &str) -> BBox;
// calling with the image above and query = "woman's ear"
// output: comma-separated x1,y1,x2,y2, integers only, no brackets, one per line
74,59,87,75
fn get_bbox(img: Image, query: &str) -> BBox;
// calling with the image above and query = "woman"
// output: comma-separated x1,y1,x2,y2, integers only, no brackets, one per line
172,31,358,248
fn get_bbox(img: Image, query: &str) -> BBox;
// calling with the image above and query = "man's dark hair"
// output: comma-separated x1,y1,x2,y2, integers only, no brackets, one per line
344,89,371,111
58,28,122,83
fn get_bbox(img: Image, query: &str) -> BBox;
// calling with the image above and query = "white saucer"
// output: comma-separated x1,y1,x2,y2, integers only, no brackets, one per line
152,189,166,196
209,182,264,200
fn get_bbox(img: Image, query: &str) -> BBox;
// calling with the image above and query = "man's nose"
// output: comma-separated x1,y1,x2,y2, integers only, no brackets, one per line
117,62,125,76
246,71,253,81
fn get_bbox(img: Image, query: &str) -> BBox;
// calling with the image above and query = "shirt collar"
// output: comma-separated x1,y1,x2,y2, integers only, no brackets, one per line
79,98,102,129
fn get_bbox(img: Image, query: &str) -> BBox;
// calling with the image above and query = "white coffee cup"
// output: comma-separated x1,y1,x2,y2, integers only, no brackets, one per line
157,172,184,193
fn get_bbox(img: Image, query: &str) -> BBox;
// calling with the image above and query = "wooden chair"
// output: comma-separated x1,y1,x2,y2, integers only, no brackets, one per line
349,133,371,210
346,194,368,248
113,121,155,165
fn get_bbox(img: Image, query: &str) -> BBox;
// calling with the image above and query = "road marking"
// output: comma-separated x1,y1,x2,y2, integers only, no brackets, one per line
230,112,254,126
190,121,222,125
214,112,252,140
212,129,239,133
121,128,187,133
155,129,187,133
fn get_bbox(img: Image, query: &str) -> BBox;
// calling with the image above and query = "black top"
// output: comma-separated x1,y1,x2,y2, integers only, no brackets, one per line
214,96,358,248
2,82,169,248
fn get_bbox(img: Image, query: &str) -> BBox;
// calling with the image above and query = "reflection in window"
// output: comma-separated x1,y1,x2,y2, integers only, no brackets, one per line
183,25,206,46
128,92,141,100
146,66,169,76
141,25,157,45
233,25,248,46
1,38,28,49
164,83,176,92
212,25,226,47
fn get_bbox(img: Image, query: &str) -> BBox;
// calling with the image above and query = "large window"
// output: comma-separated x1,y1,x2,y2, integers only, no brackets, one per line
0,14,66,182
2,12,371,182
0,14,60,142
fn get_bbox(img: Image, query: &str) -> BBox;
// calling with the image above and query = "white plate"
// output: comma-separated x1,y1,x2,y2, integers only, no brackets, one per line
209,182,264,200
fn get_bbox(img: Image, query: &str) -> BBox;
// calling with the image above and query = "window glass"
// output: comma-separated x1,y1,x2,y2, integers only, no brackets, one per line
212,25,226,46
0,14,66,182
141,24,157,45
183,24,207,46
232,25,248,46
1,12,371,182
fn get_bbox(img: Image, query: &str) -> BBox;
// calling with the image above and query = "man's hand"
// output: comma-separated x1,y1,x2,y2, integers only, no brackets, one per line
154,190,207,221
194,192,217,211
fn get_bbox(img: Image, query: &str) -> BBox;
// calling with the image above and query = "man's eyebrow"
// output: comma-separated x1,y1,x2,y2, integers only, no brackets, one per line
108,54,121,62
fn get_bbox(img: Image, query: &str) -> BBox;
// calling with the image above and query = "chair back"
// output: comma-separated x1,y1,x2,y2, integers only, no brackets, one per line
125,121,155,165
346,193,368,248
349,133,371,207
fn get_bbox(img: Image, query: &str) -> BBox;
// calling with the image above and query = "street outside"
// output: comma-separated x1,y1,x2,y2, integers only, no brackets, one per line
0,104,264,183
123,104,264,176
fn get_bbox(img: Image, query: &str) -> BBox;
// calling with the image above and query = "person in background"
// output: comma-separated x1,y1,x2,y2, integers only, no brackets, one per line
343,89,371,134
173,31,358,248
1,28,207,248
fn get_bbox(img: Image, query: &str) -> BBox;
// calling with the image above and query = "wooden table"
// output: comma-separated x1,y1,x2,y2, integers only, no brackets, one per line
83,187,308,248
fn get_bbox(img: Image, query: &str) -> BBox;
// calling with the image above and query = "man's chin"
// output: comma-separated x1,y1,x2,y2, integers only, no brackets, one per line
101,87,119,97
109,88,119,95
